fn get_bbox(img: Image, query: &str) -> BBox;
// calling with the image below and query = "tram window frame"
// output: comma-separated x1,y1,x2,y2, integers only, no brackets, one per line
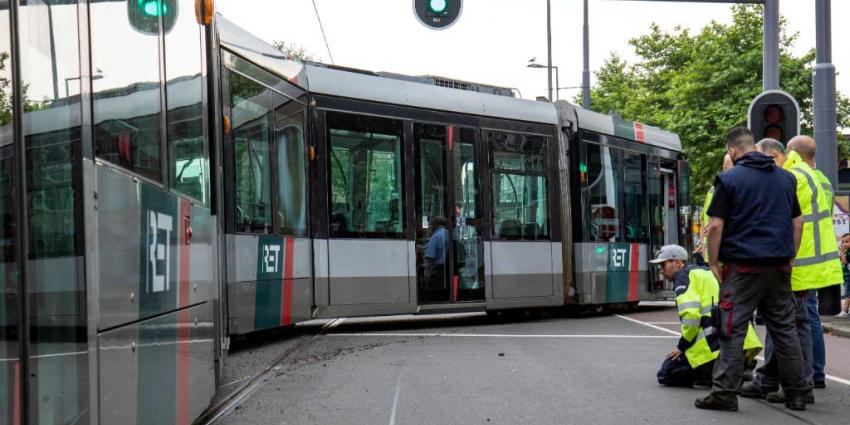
579,141,623,243
326,111,406,239
621,150,650,243
487,130,550,241
229,71,274,234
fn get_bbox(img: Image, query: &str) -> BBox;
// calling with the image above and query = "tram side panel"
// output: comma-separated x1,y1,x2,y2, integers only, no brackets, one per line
96,166,216,425
225,235,312,335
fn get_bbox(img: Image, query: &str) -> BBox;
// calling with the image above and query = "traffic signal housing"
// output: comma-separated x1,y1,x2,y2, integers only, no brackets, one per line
747,90,800,146
414,0,462,30
128,0,178,35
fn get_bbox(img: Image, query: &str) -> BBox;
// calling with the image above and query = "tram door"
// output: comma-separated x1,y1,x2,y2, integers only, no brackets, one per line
415,124,485,304
649,162,679,291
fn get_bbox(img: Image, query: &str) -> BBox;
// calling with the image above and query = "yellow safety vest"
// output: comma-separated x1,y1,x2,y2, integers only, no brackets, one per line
783,152,843,291
676,267,763,368
702,187,714,263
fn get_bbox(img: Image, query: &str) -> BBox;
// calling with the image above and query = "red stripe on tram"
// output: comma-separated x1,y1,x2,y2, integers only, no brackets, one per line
281,237,295,326
13,361,20,425
628,243,640,301
448,126,454,152
634,123,646,143
177,200,191,425
452,276,459,303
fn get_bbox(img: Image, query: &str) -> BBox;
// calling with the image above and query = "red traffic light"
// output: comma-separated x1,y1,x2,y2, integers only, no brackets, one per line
764,104,783,125
764,124,784,141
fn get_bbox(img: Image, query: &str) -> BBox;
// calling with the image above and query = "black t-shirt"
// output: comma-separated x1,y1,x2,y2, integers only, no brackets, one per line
707,180,802,220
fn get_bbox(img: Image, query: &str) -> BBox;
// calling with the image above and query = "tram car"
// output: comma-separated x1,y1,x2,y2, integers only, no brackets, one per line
0,3,689,424
217,17,690,337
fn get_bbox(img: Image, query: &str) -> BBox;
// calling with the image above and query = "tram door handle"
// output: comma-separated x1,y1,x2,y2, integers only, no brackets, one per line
184,216,193,245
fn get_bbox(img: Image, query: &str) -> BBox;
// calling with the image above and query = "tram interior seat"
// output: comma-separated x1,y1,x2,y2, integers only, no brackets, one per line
498,219,521,240
522,223,541,240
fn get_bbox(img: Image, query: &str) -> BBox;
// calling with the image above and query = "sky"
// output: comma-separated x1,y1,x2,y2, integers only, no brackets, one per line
216,0,850,106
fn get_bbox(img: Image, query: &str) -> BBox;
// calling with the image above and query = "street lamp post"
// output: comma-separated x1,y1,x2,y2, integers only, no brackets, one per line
528,61,560,101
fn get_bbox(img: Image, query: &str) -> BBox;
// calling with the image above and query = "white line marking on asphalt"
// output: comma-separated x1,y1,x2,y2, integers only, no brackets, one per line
617,314,850,387
327,332,677,339
388,371,404,425
615,314,681,336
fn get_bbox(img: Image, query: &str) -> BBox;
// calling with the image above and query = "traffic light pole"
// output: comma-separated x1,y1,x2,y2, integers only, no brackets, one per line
813,0,837,187
763,0,779,91
547,0,553,102
582,0,590,108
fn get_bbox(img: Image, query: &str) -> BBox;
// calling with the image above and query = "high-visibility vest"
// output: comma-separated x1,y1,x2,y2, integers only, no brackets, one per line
702,187,715,263
675,267,763,368
783,151,843,290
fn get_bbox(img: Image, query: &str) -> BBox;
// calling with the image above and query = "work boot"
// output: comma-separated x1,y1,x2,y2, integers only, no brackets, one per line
766,390,814,404
695,394,738,412
785,393,807,411
739,383,771,399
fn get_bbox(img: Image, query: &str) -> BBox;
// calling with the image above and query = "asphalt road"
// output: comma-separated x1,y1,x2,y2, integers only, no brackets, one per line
213,306,850,425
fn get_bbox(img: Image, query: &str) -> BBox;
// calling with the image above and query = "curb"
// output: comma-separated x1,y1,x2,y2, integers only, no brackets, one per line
822,323,850,338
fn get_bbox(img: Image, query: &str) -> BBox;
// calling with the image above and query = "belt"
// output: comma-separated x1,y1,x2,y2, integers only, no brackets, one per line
723,262,792,274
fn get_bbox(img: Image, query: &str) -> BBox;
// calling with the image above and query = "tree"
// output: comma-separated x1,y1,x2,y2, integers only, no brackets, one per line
272,41,320,62
583,5,850,204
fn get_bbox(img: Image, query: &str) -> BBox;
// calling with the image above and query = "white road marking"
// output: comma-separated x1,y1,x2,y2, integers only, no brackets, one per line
388,371,404,425
327,332,676,339
616,314,850,386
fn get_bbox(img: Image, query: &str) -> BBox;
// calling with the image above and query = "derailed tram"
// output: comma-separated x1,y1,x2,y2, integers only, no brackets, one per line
0,4,691,425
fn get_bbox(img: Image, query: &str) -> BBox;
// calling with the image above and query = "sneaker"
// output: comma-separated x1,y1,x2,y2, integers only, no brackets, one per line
835,311,849,318
814,381,826,389
695,394,739,412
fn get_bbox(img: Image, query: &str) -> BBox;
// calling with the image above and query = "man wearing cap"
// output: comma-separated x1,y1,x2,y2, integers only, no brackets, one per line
653,245,762,388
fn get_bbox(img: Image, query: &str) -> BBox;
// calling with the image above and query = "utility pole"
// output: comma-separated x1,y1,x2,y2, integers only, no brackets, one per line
546,0,553,101
582,0,590,108
813,0,837,186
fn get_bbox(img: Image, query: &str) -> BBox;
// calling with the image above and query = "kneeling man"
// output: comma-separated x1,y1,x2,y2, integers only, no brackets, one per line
652,245,762,387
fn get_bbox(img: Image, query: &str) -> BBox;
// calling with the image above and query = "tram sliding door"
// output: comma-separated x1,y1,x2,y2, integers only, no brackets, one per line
486,129,562,309
314,110,416,317
414,124,485,305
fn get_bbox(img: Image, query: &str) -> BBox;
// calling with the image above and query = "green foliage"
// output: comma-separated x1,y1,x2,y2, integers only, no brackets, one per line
272,41,320,62
582,5,850,203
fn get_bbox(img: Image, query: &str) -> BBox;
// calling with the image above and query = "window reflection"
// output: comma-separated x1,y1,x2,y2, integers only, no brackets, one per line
231,72,272,234
167,0,206,202
623,151,648,242
328,112,404,238
18,1,87,424
92,0,162,182
583,142,621,242
489,131,549,240
273,95,307,236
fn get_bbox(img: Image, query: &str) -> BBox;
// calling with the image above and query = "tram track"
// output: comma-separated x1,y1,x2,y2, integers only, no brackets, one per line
193,318,346,425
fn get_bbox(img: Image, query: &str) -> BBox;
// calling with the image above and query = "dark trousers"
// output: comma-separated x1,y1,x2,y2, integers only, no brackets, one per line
658,357,713,387
752,291,812,390
806,291,826,383
710,264,807,402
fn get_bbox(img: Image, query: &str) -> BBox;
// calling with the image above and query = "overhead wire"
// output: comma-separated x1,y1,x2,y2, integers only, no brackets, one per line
310,0,335,64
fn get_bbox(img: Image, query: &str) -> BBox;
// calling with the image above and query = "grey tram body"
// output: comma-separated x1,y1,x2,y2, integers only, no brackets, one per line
217,16,686,331
1,9,686,425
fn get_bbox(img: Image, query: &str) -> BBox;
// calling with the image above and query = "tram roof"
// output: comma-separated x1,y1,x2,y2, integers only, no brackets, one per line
557,102,682,152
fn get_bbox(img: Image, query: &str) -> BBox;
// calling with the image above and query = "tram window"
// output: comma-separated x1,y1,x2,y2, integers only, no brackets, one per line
273,94,307,237
328,112,404,238
623,151,649,242
582,143,621,242
92,0,163,182
488,131,549,240
167,0,207,203
230,73,273,234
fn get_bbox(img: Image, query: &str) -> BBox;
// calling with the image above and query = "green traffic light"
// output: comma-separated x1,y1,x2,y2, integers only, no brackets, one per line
579,162,588,173
428,0,448,14
138,0,167,17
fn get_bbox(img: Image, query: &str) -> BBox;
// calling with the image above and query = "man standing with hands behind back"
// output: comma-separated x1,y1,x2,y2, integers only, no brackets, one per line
695,128,808,412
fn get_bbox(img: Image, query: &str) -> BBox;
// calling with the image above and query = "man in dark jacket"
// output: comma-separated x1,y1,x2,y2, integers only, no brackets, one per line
695,127,808,412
